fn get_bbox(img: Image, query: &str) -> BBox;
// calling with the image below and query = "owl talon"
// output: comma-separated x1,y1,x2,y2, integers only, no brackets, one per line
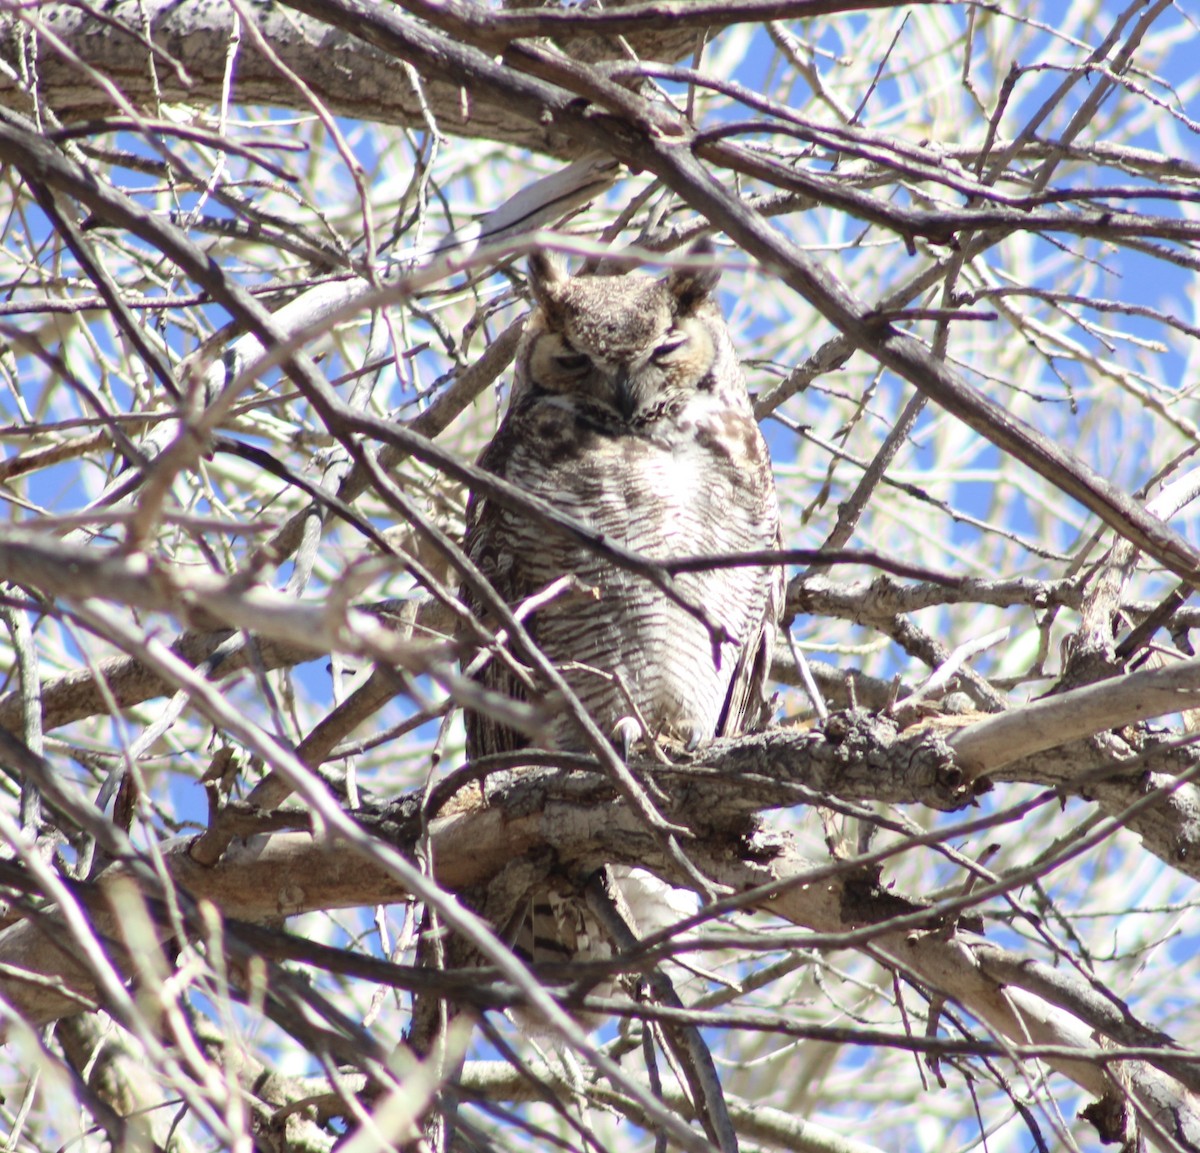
684,726,705,753
611,716,640,761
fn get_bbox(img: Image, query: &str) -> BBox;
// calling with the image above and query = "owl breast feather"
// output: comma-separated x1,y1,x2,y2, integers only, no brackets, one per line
478,389,778,751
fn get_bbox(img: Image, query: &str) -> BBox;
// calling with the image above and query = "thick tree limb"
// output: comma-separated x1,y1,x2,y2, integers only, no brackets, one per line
0,0,693,152
948,657,1200,778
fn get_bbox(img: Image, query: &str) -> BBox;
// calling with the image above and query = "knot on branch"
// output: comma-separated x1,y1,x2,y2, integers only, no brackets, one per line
817,709,974,811
681,710,975,814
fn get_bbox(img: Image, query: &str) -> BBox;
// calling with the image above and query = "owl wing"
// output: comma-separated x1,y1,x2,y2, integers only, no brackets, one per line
695,403,784,740
461,401,559,759
715,527,784,738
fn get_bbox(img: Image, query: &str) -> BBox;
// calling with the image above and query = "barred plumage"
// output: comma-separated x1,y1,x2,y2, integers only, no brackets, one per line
465,247,782,760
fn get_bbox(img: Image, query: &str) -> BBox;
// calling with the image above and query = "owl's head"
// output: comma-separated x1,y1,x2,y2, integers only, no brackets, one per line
517,242,738,422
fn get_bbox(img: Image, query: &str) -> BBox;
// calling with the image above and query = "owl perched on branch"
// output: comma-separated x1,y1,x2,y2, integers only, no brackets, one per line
461,243,783,998
464,243,783,761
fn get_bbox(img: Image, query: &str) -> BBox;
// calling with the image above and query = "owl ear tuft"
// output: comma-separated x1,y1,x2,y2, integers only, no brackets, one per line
527,250,569,315
666,239,721,314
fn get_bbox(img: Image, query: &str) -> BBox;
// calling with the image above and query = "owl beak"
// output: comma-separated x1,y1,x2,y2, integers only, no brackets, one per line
613,367,638,420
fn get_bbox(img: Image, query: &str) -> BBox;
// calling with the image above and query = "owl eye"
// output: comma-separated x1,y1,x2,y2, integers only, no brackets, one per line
554,351,592,373
651,331,689,361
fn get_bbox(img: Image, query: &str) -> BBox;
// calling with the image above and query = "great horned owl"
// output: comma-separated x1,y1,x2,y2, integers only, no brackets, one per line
461,245,782,1006
465,246,782,759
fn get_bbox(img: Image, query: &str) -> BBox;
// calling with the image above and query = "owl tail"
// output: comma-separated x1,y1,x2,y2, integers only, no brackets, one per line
504,868,699,1037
